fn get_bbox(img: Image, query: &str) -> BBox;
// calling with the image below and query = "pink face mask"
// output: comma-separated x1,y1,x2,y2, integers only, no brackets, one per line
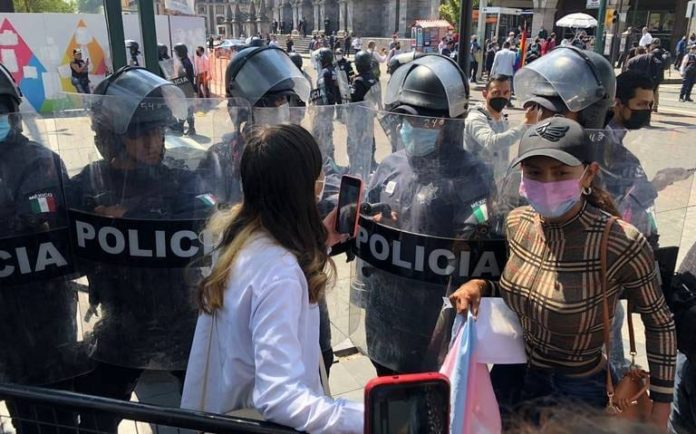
519,172,585,218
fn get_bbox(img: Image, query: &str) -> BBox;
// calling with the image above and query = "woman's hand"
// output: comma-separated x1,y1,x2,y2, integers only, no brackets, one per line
648,401,671,430
448,279,488,318
323,208,349,248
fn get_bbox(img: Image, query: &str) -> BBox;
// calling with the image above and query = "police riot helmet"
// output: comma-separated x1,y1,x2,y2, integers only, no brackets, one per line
385,54,469,118
157,43,170,60
318,47,334,68
354,50,373,74
387,51,426,75
91,66,187,160
125,40,140,55
249,36,266,48
515,46,616,129
288,51,303,69
0,63,22,112
225,46,311,107
173,43,188,59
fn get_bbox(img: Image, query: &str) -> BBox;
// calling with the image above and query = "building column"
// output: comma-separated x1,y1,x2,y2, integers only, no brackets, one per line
319,0,326,32
531,0,559,39
346,0,353,34
292,3,299,30
313,0,320,34
338,0,346,32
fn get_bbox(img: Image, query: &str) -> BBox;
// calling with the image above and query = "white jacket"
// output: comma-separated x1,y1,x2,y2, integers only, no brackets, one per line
181,234,363,433
464,104,527,179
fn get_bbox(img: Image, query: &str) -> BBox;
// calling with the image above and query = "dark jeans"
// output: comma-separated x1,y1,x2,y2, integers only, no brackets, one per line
4,378,78,434
670,354,696,434
492,363,615,427
74,363,185,434
680,74,696,100
470,60,479,81
71,77,90,94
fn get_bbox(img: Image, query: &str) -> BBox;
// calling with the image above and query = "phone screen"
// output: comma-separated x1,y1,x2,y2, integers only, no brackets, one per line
369,380,449,434
336,176,362,236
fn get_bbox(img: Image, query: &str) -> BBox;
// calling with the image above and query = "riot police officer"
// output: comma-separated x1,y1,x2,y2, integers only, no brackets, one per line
354,54,497,376
515,46,615,130
312,48,342,160
157,43,170,61
70,66,216,432
350,50,379,103
173,43,196,135
289,50,312,86
125,39,141,66
199,46,312,205
348,50,380,174
0,63,86,434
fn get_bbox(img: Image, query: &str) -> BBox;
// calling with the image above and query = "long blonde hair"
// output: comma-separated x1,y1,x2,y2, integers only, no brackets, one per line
197,124,335,314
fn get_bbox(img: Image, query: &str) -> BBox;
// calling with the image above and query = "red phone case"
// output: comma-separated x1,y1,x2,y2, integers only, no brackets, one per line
364,372,450,434
336,175,364,238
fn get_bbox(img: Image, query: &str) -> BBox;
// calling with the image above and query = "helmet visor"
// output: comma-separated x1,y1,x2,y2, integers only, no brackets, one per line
515,47,605,113
233,48,311,106
93,67,187,135
385,55,467,118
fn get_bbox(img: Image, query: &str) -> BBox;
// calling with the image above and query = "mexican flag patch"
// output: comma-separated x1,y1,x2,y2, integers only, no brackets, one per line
470,199,489,224
29,193,56,214
196,193,217,207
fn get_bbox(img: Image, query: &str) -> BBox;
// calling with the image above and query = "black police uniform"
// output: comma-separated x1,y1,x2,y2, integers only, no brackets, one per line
361,146,494,375
69,160,215,432
1,130,86,433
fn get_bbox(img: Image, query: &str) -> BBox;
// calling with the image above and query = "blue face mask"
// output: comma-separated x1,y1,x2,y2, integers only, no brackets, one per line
0,115,10,142
400,120,439,157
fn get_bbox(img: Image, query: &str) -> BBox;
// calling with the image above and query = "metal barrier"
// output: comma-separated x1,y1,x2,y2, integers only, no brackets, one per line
0,383,298,434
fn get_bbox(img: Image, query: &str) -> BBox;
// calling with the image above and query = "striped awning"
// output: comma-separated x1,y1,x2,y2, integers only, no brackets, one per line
414,20,454,29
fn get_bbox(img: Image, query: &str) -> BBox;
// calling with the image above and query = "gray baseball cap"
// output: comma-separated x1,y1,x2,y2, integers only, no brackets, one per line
511,117,593,167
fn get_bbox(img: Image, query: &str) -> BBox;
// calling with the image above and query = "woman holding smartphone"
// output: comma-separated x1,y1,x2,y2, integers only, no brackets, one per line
449,117,676,428
181,124,362,433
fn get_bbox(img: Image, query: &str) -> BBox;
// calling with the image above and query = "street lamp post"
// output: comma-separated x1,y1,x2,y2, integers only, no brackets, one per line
458,0,474,74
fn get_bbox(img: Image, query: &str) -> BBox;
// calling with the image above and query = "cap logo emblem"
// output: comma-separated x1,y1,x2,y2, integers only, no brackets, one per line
530,122,569,142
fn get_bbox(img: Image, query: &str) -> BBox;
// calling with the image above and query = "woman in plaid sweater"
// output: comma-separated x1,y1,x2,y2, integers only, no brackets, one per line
450,117,677,429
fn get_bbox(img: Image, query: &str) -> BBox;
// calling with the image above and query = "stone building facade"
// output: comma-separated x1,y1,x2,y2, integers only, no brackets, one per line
196,0,442,38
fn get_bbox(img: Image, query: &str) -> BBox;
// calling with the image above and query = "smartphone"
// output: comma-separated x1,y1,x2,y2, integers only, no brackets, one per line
335,175,363,238
364,373,450,434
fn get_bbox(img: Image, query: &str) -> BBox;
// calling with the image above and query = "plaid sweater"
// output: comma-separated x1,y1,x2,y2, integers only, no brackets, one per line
489,202,676,402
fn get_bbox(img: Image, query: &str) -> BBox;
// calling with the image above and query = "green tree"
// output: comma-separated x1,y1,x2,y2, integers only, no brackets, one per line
439,0,480,29
13,0,75,12
76,0,102,13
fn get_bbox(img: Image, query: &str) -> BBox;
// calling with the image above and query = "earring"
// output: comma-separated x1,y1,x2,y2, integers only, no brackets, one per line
582,186,592,195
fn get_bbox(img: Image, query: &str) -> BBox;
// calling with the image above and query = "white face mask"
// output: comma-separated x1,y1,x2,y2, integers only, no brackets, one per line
336,55,343,61
253,103,290,125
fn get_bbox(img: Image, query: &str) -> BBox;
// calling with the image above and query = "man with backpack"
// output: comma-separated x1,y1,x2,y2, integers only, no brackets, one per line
626,41,666,112
679,44,696,102
649,39,670,112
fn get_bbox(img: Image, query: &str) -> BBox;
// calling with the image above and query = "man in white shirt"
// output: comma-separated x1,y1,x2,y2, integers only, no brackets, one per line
640,27,653,47
464,75,535,180
490,41,517,105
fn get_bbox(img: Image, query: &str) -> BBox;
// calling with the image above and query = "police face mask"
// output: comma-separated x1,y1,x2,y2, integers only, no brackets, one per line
519,168,586,218
623,107,651,130
253,103,290,125
400,120,439,157
0,115,10,142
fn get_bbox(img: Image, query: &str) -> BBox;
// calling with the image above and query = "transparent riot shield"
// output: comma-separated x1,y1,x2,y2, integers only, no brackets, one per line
54,95,231,371
159,58,196,98
349,111,507,374
0,111,91,386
